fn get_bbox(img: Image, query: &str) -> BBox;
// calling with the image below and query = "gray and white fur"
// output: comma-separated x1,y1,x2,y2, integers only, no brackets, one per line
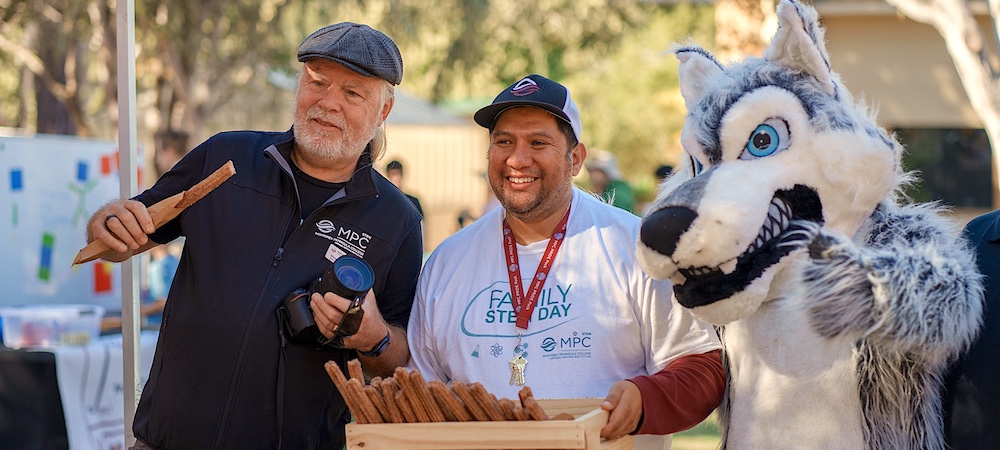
636,1,984,448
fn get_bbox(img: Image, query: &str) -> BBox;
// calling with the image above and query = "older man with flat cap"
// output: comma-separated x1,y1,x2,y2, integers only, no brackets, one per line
86,22,422,450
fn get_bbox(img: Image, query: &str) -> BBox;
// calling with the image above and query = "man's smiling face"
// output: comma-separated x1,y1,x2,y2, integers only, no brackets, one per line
487,107,584,223
293,59,391,165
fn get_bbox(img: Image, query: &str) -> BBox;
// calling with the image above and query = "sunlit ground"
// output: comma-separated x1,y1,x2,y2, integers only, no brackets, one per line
672,413,722,450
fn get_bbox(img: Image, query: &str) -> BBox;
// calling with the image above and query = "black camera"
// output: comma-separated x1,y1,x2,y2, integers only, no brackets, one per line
278,255,375,348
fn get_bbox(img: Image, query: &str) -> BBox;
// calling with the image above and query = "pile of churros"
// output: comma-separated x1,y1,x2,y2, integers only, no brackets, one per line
325,359,561,424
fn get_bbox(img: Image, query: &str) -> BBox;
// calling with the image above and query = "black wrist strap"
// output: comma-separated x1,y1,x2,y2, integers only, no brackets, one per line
360,330,391,357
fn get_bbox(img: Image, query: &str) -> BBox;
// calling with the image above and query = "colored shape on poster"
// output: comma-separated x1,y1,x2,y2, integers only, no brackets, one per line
12,203,17,227
11,168,23,191
76,161,88,182
39,232,55,281
94,262,113,293
101,154,112,175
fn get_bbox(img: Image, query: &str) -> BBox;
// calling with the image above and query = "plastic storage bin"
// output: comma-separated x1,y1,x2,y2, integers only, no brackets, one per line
0,304,105,349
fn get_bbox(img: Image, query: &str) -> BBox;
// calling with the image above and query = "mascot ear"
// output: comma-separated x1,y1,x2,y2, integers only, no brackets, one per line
675,46,725,110
764,0,836,96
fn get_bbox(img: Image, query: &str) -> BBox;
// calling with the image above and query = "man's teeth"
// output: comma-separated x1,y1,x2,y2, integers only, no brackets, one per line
509,177,534,184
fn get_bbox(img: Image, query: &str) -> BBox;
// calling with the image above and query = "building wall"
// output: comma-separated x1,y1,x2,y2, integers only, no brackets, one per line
816,2,995,128
380,123,490,253
816,2,998,210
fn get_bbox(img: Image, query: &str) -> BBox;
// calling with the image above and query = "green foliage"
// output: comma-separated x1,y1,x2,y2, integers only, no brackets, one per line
566,3,715,191
0,0,716,162
367,0,646,103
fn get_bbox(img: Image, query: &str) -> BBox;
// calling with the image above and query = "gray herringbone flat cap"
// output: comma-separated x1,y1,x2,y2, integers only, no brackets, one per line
297,22,403,85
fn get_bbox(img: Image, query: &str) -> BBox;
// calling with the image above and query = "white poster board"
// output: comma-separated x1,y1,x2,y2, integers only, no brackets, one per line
0,134,143,311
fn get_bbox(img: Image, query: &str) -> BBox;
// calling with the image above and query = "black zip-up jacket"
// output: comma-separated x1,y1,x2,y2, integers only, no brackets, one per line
131,129,423,449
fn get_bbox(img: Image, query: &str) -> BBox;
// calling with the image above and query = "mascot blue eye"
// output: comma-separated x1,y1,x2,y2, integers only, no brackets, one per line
741,118,790,160
690,155,705,176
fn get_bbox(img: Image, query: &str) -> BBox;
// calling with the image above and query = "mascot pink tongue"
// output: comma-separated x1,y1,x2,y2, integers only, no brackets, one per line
637,0,985,448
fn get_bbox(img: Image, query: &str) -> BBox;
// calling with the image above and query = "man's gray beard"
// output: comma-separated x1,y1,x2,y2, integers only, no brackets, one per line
294,120,364,164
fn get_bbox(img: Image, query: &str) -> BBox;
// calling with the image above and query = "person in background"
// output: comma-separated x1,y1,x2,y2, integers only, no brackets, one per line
143,240,181,325
457,172,502,229
586,149,636,214
407,74,724,449
386,159,424,218
84,22,422,450
153,130,190,179
943,208,999,449
654,164,673,183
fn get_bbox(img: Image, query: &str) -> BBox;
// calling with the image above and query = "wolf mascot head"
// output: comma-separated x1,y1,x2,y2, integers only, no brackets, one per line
638,0,984,448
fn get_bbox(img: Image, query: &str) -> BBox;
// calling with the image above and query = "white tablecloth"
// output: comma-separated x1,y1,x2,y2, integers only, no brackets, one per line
53,331,158,450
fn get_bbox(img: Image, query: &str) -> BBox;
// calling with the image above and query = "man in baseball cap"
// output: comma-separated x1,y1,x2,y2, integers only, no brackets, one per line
100,21,422,450
408,73,724,449
473,74,582,142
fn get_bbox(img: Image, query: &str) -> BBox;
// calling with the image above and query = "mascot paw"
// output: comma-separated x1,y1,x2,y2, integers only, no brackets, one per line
777,220,857,262
806,228,857,262
778,220,820,252
776,221,876,339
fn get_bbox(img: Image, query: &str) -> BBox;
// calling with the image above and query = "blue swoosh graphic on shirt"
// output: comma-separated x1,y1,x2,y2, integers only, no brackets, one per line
460,280,578,338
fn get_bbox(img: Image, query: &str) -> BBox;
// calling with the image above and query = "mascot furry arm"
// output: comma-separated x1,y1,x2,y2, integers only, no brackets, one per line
636,0,985,448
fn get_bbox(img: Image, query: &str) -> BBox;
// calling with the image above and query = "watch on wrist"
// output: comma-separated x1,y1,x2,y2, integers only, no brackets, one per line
360,330,391,357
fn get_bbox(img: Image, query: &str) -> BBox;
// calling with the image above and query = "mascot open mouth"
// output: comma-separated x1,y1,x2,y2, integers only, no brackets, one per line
672,184,823,308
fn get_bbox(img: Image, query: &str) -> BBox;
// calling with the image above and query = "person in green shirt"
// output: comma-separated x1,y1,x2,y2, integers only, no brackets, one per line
586,149,636,214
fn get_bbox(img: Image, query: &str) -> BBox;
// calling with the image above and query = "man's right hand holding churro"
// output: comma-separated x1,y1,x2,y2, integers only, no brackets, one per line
86,199,158,262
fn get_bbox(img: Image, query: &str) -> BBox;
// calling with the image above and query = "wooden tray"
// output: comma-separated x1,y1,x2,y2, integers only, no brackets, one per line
345,398,633,449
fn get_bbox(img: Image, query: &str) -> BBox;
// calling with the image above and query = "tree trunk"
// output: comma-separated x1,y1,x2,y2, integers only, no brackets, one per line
715,0,777,62
885,0,1000,207
34,19,75,136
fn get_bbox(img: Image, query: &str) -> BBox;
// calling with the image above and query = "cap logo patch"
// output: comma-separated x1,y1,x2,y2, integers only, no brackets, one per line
510,78,540,97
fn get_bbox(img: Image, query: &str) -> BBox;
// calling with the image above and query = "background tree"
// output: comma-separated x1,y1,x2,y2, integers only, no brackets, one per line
566,2,715,199
136,0,298,159
714,0,776,63
884,0,1000,202
0,0,705,193
0,0,116,136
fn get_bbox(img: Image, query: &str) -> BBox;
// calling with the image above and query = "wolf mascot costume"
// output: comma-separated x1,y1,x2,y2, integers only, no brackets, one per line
637,0,985,448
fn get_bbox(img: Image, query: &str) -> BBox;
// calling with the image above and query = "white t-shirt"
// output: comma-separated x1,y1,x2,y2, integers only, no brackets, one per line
408,188,721,448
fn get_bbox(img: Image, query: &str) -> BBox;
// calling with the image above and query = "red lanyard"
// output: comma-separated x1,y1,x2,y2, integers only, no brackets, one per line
502,206,571,330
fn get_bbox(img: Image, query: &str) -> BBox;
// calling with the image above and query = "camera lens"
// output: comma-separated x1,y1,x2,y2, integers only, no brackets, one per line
332,256,374,295
336,265,365,291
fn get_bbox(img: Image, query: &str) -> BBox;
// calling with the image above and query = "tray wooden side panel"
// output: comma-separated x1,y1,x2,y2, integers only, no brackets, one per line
346,420,586,449
345,398,634,450
572,407,634,450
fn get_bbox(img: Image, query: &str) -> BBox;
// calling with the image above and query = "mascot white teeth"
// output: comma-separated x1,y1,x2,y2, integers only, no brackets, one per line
637,0,985,448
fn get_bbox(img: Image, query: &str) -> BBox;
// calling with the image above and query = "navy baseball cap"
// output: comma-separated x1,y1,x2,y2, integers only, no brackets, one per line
473,74,582,141
297,22,403,85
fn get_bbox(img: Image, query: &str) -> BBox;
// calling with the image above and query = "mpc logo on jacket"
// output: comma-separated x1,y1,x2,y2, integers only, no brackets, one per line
315,220,336,240
316,220,336,234
314,220,370,258
335,226,371,258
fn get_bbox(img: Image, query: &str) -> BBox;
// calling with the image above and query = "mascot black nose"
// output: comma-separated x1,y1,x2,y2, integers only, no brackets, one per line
640,206,698,257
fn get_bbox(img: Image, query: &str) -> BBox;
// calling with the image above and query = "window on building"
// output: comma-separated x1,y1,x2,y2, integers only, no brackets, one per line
894,128,994,208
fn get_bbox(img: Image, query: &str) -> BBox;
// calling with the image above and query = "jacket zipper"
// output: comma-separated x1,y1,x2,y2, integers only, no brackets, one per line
212,170,299,449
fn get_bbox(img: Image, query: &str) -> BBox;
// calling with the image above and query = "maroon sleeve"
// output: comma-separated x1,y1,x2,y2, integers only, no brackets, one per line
629,350,725,435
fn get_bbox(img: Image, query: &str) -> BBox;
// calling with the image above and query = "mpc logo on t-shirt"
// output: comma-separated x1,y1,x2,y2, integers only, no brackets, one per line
538,331,593,361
